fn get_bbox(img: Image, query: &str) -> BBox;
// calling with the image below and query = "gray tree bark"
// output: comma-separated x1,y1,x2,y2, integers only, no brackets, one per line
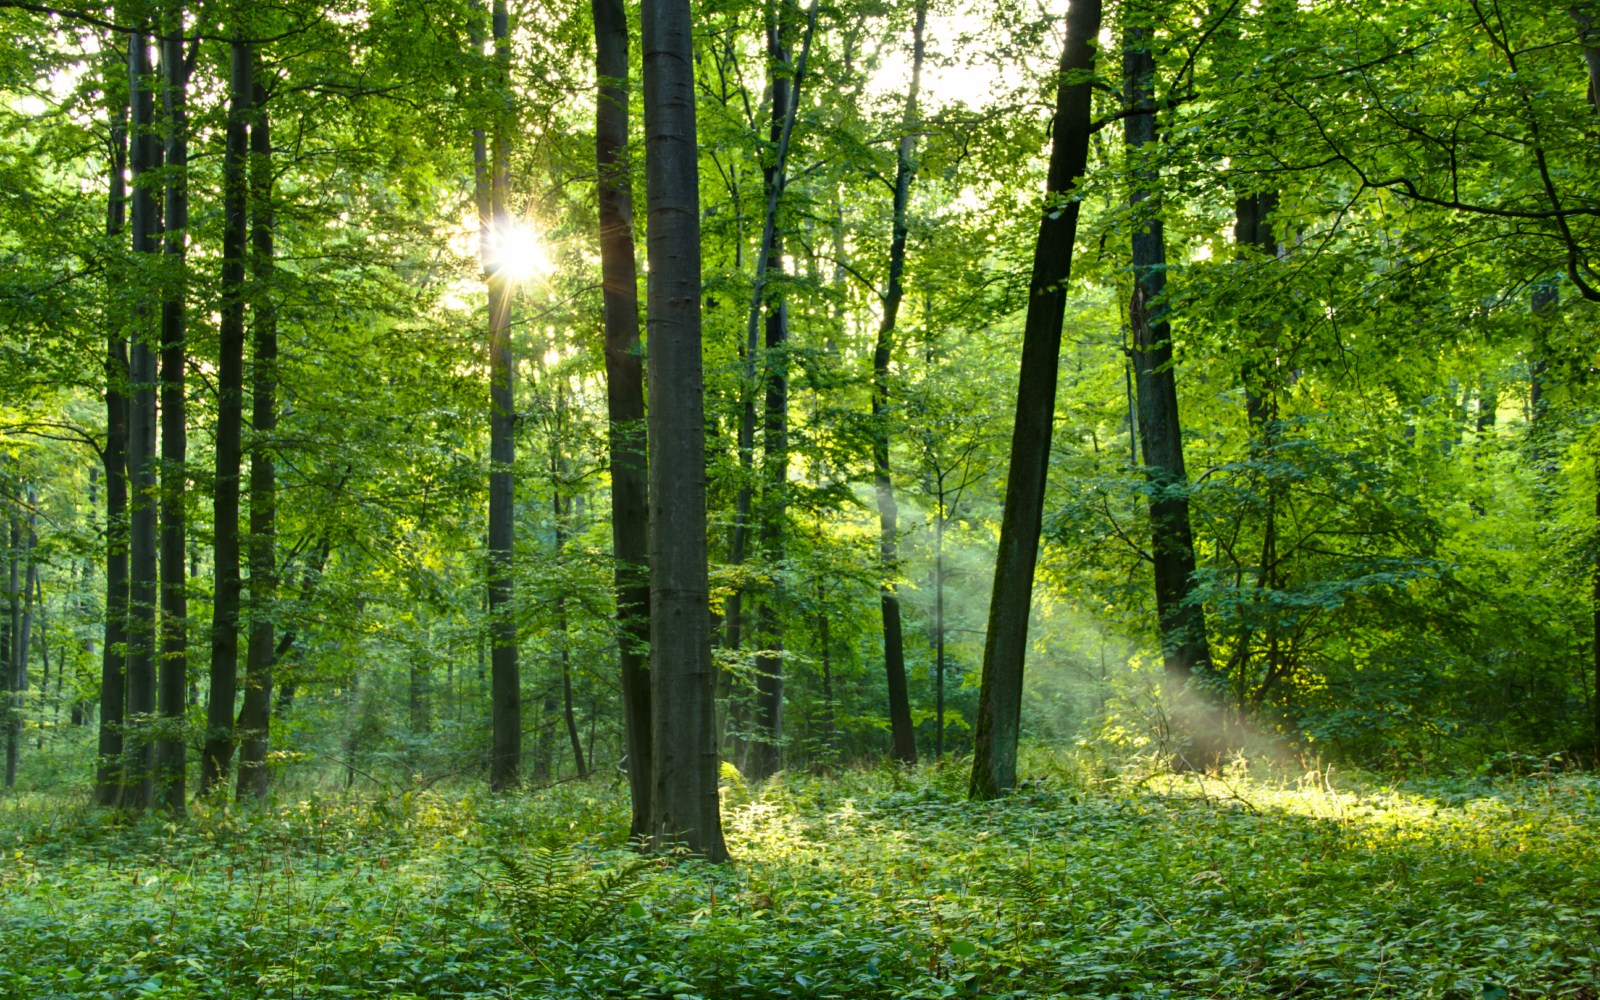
642,0,727,860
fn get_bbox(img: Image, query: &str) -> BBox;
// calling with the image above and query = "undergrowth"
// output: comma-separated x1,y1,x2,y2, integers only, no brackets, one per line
0,749,1597,998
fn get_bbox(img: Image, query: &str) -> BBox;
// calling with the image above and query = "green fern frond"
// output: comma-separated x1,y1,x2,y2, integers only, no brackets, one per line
489,847,652,946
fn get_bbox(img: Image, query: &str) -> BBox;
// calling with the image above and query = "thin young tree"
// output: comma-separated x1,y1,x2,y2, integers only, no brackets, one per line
871,0,928,766
969,0,1102,799
642,0,727,861
1124,10,1214,753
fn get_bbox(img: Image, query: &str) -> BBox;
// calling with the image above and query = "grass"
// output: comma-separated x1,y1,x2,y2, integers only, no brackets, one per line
0,749,1597,998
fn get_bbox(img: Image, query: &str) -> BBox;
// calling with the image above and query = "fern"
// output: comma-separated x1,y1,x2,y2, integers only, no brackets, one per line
490,847,651,946
1008,864,1051,914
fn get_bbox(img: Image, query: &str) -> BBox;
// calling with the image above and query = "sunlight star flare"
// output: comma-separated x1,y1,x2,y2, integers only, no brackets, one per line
487,219,550,281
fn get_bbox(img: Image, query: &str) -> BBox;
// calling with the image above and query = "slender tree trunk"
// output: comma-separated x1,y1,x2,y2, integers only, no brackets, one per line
592,0,652,838
35,581,49,750
642,0,727,861
96,76,130,807
873,0,927,766
934,507,945,759
154,12,189,815
485,0,520,793
4,516,16,789
5,509,36,788
727,0,817,766
273,537,329,719
202,36,251,794
236,77,276,802
1125,21,1215,756
1477,377,1497,434
1233,163,1283,722
550,481,587,779
125,22,161,810
969,0,1101,799
747,0,805,782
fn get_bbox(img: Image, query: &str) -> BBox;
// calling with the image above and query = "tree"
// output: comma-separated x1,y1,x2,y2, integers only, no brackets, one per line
236,67,277,802
483,0,520,793
642,0,727,860
202,30,252,795
592,0,652,838
124,17,160,808
970,0,1102,800
1123,5,1215,756
870,0,928,768
94,44,130,809
154,2,189,814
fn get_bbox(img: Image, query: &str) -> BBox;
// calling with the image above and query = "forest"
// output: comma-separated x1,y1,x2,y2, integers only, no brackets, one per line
1,0,1599,996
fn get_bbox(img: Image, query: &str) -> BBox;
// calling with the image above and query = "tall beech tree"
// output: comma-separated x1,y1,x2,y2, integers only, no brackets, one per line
870,0,927,767
154,7,188,814
1124,14,1214,741
94,53,130,809
236,73,276,802
969,0,1102,800
642,0,727,861
124,19,160,809
593,0,651,838
202,34,251,794
484,0,520,793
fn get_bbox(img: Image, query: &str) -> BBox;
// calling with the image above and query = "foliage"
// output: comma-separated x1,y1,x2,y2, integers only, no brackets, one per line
2,754,1599,998
489,845,652,946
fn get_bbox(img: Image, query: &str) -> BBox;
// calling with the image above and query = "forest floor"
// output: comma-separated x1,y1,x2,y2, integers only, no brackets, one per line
0,749,1597,999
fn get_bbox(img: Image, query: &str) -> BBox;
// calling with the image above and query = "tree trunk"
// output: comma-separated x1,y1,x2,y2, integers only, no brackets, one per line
35,580,49,750
551,480,587,779
1125,20,1215,756
5,509,36,788
592,0,651,838
746,0,805,782
95,73,130,807
485,0,521,793
202,36,252,794
728,0,817,774
236,77,276,802
969,0,1101,799
873,0,927,766
1233,188,1281,722
154,12,189,815
4,517,15,788
125,22,161,810
273,537,329,720
642,0,727,861
934,509,945,759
